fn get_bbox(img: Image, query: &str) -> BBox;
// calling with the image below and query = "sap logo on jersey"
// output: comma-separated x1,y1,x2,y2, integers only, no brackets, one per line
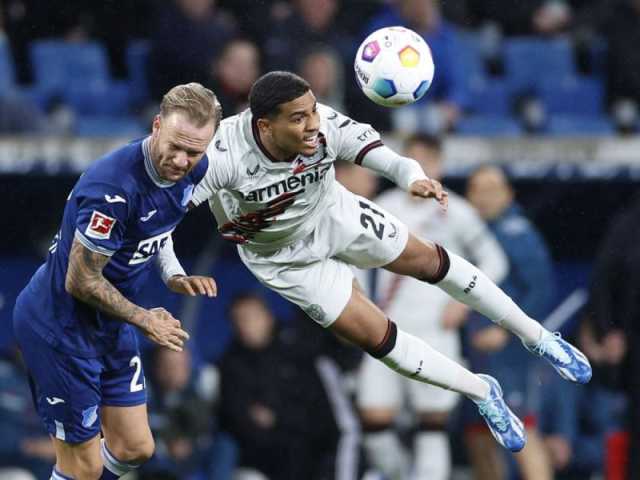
85,211,116,240
129,230,172,265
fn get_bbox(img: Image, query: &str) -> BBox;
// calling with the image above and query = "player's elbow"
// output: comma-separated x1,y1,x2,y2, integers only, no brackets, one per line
65,271,86,298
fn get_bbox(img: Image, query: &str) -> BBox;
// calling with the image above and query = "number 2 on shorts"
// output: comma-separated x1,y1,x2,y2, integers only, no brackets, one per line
129,355,144,392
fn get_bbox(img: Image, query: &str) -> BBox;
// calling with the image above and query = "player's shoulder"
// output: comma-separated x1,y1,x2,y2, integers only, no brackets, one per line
79,138,144,196
207,110,253,162
497,207,533,237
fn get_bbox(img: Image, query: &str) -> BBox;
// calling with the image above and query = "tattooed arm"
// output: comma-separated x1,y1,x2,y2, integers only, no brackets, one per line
65,237,189,351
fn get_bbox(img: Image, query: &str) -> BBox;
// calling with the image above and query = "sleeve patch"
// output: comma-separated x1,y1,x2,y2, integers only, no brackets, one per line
85,210,117,240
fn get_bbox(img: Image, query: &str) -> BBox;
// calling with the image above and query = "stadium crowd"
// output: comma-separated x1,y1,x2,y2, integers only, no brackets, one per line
0,1,638,479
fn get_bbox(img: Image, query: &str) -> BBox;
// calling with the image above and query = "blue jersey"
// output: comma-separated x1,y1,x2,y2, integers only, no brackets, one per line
16,137,208,357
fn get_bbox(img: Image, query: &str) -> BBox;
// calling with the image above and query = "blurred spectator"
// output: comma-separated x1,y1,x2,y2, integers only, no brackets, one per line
538,364,611,479
585,0,640,129
365,0,469,133
465,165,554,480
210,39,260,116
149,0,236,101
467,0,573,36
355,135,507,480
334,160,379,200
218,292,359,480
0,346,55,480
141,347,237,480
580,194,640,479
298,47,345,113
262,0,353,72
0,94,47,134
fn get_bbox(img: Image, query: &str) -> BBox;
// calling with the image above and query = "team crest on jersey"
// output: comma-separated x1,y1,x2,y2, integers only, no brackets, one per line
292,135,327,174
85,211,116,240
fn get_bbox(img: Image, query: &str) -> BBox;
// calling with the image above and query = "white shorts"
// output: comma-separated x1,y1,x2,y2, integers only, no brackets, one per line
357,332,461,412
238,183,409,327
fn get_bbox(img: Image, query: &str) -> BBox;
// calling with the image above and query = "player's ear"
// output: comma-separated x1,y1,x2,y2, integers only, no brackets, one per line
152,115,162,135
256,118,271,135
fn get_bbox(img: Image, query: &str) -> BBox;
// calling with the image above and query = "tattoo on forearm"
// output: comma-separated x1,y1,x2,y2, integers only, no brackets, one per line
66,239,144,325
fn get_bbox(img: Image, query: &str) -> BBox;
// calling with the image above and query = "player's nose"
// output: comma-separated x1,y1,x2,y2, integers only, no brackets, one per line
173,151,189,168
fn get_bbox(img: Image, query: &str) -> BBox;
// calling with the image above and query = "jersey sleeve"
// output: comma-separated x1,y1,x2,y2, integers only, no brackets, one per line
74,183,130,256
191,129,236,207
329,109,384,164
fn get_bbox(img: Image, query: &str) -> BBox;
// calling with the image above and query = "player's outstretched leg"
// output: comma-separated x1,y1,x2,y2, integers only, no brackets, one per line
332,288,527,452
386,235,592,384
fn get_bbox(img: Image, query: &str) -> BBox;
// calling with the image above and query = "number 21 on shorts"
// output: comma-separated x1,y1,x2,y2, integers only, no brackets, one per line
359,201,385,240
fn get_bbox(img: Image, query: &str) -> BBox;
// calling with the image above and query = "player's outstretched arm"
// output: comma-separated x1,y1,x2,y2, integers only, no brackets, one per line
65,238,189,351
359,144,448,210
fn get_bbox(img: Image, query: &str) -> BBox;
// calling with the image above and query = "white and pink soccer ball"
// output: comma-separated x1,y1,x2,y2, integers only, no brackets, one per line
354,26,435,107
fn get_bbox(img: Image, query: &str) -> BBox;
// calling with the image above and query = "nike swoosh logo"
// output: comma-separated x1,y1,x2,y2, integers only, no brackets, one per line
140,210,157,222
105,194,127,204
46,397,65,405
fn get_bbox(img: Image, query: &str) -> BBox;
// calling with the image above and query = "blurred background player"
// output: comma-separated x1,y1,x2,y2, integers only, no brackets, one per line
465,165,555,480
356,134,508,480
12,83,219,480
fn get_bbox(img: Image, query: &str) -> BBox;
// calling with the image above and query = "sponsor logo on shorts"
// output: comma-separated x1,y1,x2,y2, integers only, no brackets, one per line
81,405,98,428
85,211,116,240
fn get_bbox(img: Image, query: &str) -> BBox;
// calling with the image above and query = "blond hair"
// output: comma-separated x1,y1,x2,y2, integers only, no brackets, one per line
160,82,222,127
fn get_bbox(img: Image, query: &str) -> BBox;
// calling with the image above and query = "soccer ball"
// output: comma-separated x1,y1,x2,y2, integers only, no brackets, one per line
354,26,435,108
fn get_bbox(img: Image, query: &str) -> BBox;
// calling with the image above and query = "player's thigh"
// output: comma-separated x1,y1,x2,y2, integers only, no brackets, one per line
384,230,444,280
100,343,153,462
239,245,355,326
14,320,104,445
101,403,154,462
357,354,402,425
331,189,409,270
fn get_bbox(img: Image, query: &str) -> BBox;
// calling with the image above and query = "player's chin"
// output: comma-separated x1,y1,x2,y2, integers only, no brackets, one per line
299,142,318,156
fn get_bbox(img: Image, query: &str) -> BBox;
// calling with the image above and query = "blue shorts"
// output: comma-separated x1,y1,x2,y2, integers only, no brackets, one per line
14,312,147,444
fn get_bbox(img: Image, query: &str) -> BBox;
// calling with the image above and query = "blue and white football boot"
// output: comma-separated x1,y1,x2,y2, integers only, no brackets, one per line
474,374,526,452
523,331,592,384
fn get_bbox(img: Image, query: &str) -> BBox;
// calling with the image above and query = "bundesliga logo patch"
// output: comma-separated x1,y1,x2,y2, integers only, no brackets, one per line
85,210,116,240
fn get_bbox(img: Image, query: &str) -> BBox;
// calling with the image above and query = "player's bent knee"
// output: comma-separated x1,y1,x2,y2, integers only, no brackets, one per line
107,435,155,465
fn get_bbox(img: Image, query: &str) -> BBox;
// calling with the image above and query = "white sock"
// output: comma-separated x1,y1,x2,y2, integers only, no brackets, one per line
100,439,138,478
414,432,451,480
437,250,546,344
363,430,410,480
381,328,489,401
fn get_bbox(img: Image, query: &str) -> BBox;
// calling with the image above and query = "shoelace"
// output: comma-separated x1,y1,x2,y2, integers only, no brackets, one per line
478,397,508,432
533,332,571,365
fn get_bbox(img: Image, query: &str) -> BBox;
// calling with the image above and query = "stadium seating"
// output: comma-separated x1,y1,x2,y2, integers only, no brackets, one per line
547,115,615,136
126,40,151,105
74,114,146,137
30,40,111,92
0,40,16,92
468,78,512,115
504,37,576,94
539,76,605,116
456,114,522,136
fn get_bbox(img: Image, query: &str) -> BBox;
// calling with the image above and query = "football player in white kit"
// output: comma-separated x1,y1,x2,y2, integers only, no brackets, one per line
185,72,592,453
356,134,509,479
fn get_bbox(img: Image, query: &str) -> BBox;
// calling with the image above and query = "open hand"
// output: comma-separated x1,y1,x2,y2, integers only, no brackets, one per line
409,178,448,210
168,274,217,297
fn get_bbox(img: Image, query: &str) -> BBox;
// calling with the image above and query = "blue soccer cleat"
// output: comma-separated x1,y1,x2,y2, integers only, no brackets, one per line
523,331,592,384
474,374,527,452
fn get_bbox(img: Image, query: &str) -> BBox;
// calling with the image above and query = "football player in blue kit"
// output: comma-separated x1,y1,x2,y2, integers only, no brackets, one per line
12,83,220,480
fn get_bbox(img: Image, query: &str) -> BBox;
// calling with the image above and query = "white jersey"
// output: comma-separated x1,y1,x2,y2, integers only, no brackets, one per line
374,189,508,334
191,104,383,253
